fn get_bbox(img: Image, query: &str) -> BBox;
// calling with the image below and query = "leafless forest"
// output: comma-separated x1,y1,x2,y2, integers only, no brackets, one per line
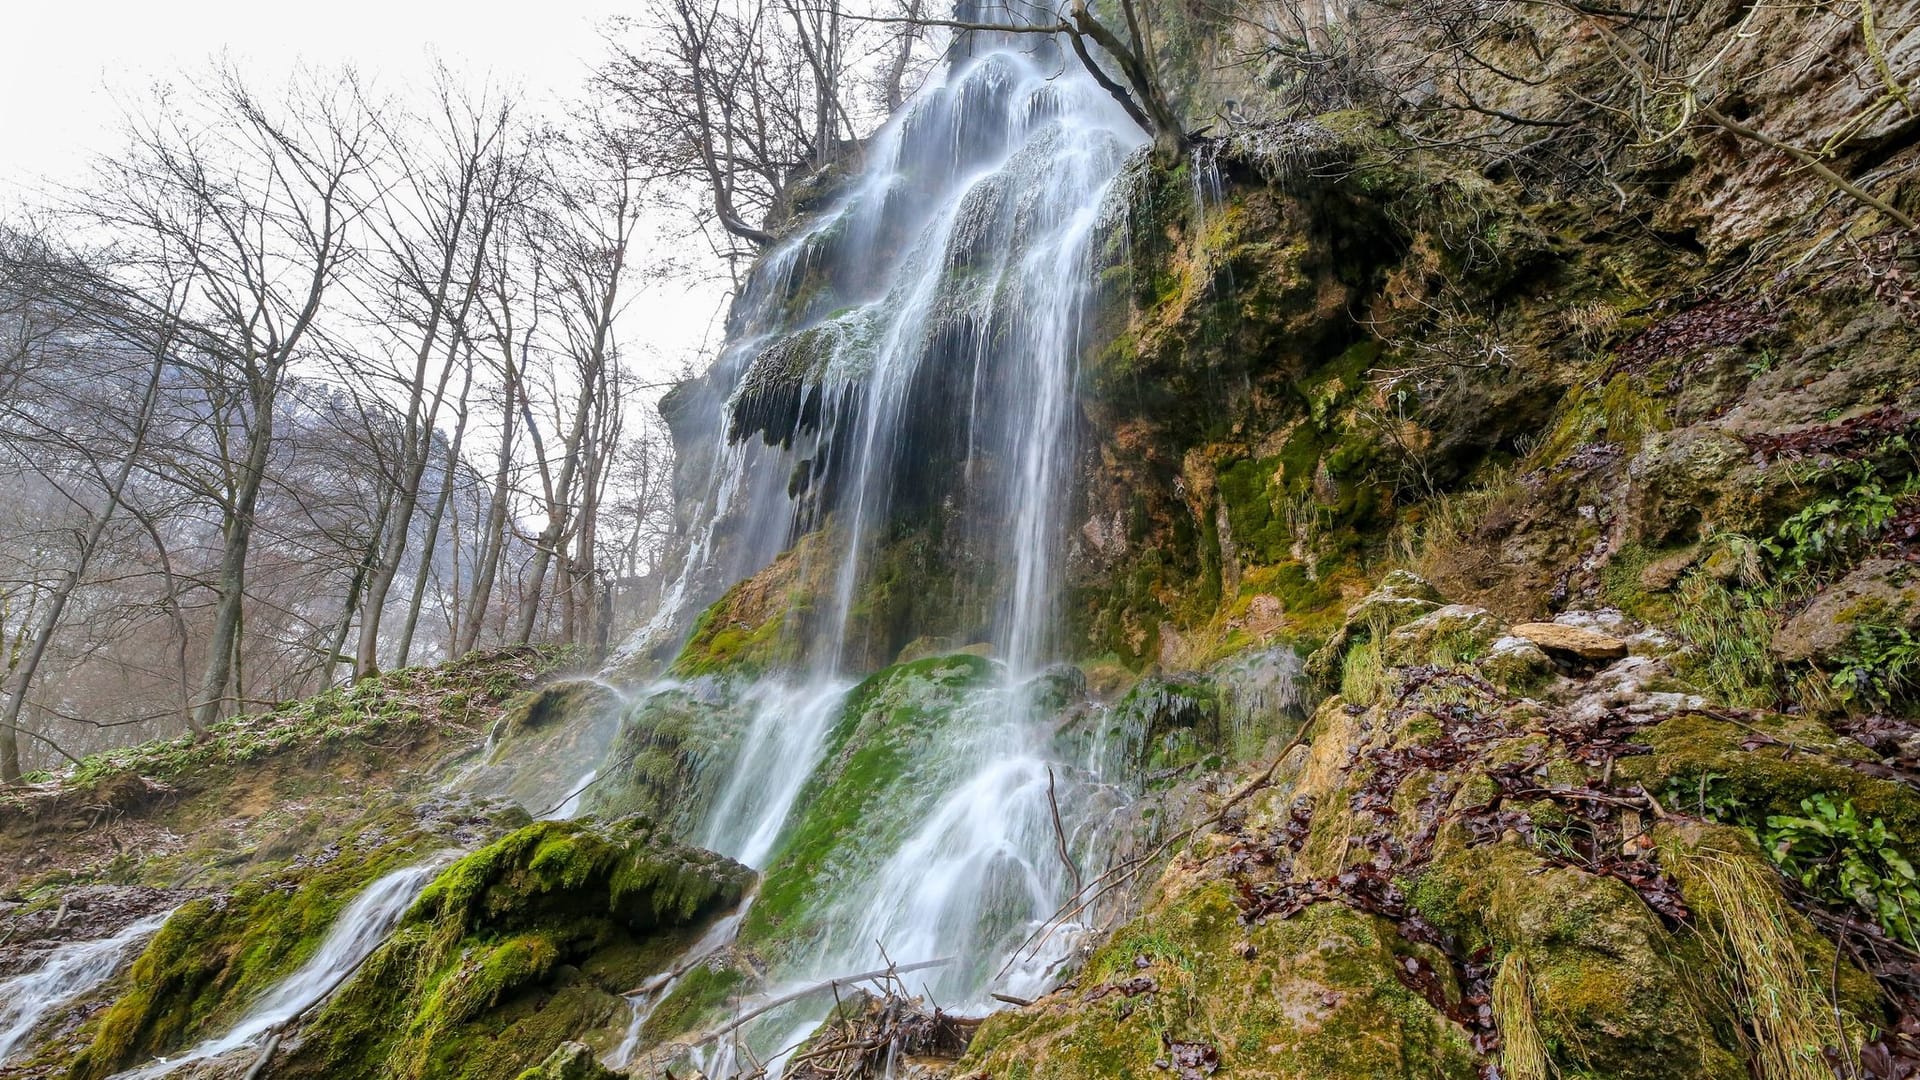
0,0,944,780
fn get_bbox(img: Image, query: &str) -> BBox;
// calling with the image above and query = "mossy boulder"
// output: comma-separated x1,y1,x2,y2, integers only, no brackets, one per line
1620,709,1920,840
1115,676,1226,779
279,816,752,1080
511,1041,623,1080
1409,834,1743,1080
585,679,751,838
960,882,1480,1079
66,798,527,1080
1305,570,1446,688
1382,604,1504,667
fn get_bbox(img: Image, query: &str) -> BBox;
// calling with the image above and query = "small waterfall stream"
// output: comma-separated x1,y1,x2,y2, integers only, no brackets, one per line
111,859,449,1080
0,910,174,1065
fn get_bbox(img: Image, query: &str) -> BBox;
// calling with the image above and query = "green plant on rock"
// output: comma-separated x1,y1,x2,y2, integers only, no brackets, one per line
1828,621,1920,711
1763,794,1919,948
1762,475,1910,576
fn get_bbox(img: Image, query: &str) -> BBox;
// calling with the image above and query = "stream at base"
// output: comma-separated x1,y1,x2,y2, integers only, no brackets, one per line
0,910,174,1066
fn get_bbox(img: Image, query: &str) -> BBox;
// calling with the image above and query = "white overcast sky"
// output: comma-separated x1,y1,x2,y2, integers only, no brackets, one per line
0,0,731,389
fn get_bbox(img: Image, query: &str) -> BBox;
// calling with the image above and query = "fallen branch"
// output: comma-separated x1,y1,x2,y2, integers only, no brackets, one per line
1046,766,1082,896
1000,711,1321,977
692,957,956,1045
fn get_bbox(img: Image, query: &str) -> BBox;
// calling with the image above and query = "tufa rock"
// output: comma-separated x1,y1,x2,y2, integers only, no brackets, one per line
514,1042,623,1080
1344,570,1445,630
1510,622,1629,661
1478,635,1556,694
1384,604,1505,666
1771,558,1920,665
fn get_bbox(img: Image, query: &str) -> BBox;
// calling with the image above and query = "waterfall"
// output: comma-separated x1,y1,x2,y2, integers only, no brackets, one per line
608,23,1150,1077
0,910,174,1065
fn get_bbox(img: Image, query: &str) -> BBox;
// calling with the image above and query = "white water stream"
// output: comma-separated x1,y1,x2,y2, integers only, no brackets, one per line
110,858,448,1080
0,910,174,1065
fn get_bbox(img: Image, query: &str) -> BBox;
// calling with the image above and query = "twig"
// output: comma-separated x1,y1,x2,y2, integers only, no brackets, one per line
1046,766,1083,896
690,957,956,1045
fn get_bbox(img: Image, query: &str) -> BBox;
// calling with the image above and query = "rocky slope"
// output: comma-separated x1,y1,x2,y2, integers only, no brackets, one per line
4,1,1919,1078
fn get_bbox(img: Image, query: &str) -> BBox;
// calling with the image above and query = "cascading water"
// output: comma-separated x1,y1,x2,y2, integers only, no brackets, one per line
605,21,1152,1077
111,859,449,1080
0,911,174,1065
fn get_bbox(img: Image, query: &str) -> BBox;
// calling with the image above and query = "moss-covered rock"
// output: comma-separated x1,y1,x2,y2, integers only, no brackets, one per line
466,680,627,816
960,882,1480,1079
511,1041,623,1080
1409,835,1743,1080
66,797,528,1080
278,817,752,1080
584,679,750,839
738,654,997,959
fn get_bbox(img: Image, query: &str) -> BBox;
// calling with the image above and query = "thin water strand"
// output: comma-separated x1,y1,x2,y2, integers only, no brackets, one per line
0,910,174,1065
111,859,446,1080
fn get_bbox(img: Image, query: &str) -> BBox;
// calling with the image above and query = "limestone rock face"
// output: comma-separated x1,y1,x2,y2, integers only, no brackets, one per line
959,576,1902,1080
1509,622,1630,661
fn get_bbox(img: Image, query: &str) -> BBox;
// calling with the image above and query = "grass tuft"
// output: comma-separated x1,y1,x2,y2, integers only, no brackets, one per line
1492,953,1551,1080
1666,843,1856,1080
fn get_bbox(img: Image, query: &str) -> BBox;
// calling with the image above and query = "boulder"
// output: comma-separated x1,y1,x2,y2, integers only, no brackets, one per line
1771,558,1920,665
515,1042,623,1080
1385,604,1505,665
1344,569,1445,630
1478,635,1556,694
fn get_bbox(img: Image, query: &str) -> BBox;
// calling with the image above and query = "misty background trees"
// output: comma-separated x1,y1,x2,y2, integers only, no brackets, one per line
0,0,956,781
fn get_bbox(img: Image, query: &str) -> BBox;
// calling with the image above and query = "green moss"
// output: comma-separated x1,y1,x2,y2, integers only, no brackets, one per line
279,817,752,1080
1625,710,1920,841
739,653,995,956
68,816,437,1080
1218,456,1290,564
1408,835,1745,1080
639,959,746,1042
585,685,743,836
670,588,795,679
1115,676,1225,778
962,883,1479,1079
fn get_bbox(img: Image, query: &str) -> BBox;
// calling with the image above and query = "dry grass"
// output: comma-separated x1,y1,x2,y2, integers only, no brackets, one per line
1667,843,1857,1080
1387,463,1526,580
1339,635,1388,707
1493,953,1553,1080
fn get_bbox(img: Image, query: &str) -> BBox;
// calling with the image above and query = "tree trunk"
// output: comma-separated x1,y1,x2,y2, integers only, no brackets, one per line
458,370,518,655
193,383,279,734
0,348,166,780
396,351,476,666
513,379,596,645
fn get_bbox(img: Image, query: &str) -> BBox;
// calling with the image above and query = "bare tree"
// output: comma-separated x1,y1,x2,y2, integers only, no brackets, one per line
83,66,376,732
349,75,525,678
